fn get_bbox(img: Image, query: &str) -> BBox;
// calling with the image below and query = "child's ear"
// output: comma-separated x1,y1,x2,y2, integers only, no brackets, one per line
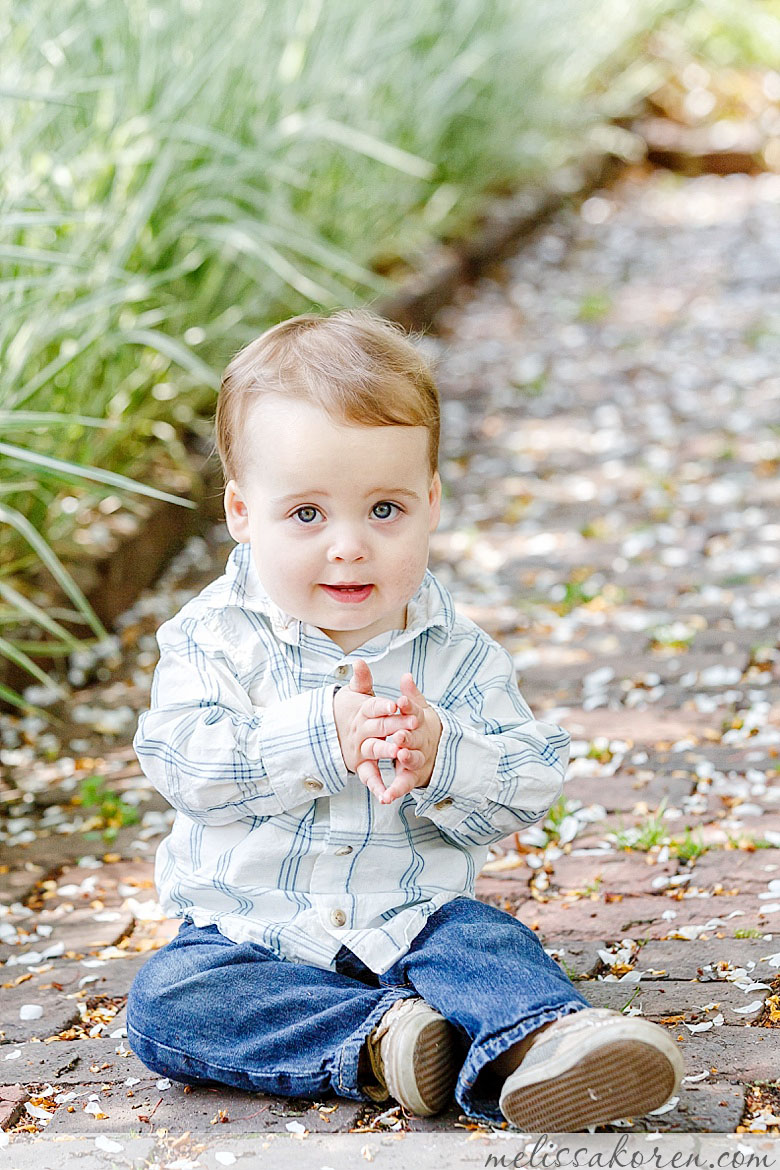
224,479,251,543
428,471,442,532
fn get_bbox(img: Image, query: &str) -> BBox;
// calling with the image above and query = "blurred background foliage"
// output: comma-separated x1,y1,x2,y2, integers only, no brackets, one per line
2,0,780,708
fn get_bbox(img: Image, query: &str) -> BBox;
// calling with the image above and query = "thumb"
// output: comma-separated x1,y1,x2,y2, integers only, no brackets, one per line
400,672,426,704
350,658,374,695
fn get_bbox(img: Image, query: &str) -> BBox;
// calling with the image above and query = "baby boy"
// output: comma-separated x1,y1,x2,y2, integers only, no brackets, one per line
127,309,683,1129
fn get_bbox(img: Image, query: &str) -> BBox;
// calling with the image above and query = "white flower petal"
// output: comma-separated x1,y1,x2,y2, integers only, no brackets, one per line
647,1096,679,1116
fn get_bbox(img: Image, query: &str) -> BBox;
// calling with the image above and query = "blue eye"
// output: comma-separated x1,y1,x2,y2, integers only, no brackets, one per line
293,506,321,524
372,501,400,520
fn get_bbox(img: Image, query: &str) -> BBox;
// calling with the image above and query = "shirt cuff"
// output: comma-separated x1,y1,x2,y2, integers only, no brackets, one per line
410,705,502,829
256,684,349,807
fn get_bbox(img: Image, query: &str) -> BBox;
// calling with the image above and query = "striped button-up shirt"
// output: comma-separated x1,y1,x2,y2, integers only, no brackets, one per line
133,541,570,974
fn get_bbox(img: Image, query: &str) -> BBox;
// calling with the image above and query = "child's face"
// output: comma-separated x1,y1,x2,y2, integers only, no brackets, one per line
224,395,441,654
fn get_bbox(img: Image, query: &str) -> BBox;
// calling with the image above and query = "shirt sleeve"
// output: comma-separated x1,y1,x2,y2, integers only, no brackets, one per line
132,607,349,825
409,637,569,846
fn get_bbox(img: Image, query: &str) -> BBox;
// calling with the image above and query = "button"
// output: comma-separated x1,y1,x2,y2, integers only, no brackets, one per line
334,846,353,856
303,776,324,792
330,909,347,927
335,664,350,678
434,797,453,810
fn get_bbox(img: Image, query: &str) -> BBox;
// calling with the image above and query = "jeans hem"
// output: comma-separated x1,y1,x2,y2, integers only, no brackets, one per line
455,999,587,1124
126,1020,335,1097
334,986,418,1100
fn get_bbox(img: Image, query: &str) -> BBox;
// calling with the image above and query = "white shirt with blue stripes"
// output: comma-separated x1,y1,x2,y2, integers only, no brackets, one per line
133,541,570,975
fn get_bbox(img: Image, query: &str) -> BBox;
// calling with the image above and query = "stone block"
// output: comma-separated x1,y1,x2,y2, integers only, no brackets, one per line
563,771,692,813
686,849,780,894
0,1038,150,1083
559,708,725,749
0,1083,28,1129
540,940,607,978
547,852,676,896
475,875,528,912
516,892,771,940
673,1026,778,1082
0,908,135,968
0,866,47,909
639,1083,745,1133
579,979,768,1021
637,938,780,980
42,861,157,912
45,1079,365,1133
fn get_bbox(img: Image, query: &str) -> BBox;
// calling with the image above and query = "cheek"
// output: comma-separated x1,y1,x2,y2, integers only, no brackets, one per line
251,527,311,576
390,542,429,594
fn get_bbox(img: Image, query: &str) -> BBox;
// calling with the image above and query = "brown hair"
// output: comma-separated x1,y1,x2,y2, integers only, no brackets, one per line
214,308,440,486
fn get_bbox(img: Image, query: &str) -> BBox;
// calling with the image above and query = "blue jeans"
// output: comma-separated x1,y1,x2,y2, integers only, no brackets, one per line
126,896,589,1124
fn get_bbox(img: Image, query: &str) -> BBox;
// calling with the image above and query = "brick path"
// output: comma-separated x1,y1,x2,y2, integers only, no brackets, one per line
1,168,779,1150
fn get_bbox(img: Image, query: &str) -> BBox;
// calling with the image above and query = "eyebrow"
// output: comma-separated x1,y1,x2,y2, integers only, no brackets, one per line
272,487,422,505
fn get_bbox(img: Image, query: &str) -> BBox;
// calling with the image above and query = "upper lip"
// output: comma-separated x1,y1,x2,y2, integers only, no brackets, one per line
323,582,371,588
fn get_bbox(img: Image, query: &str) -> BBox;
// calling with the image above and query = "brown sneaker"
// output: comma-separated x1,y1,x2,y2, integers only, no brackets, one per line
499,1008,684,1131
364,996,460,1116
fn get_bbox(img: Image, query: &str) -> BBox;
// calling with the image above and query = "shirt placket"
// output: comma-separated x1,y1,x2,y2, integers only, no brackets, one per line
307,655,367,938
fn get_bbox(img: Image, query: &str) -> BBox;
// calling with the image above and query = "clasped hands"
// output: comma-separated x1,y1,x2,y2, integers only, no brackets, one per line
333,659,442,804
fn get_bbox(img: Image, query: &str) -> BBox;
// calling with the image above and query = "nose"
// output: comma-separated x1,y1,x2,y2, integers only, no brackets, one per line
326,523,367,563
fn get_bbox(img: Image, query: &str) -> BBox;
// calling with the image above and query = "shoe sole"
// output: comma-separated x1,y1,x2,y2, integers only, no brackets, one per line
385,1014,459,1116
500,1034,683,1131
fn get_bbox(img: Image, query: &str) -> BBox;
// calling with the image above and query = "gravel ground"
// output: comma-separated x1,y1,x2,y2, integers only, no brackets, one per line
1,166,780,1143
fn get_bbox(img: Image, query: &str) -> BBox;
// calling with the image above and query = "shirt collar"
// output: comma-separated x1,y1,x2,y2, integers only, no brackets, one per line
202,541,454,651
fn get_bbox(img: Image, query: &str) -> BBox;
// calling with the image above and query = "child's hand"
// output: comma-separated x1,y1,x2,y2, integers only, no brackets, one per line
333,660,420,803
359,674,442,804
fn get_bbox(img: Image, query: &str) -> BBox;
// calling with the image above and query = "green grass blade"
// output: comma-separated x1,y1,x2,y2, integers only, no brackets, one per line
7,323,105,410
0,503,107,640
277,114,436,179
0,442,197,508
0,481,38,495
0,578,90,650
200,223,341,305
1,641,76,656
122,329,220,389
0,632,68,696
0,245,91,268
0,412,117,429
0,680,60,720
0,85,82,107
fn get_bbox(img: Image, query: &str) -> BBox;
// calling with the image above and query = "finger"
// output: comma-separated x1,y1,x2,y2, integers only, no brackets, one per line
386,727,420,747
362,696,401,719
361,738,424,768
363,713,418,738
399,673,428,706
395,746,425,770
379,766,419,804
396,693,413,714
360,736,401,761
356,758,386,801
350,659,374,695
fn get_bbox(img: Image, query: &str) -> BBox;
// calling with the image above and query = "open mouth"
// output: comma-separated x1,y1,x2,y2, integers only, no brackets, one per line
320,583,374,604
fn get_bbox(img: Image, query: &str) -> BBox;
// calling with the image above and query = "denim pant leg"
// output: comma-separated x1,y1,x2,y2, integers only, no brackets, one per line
126,918,416,1102
382,896,591,1124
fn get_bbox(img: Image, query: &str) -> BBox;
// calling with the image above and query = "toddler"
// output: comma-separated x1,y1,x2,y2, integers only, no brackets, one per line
127,308,683,1130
